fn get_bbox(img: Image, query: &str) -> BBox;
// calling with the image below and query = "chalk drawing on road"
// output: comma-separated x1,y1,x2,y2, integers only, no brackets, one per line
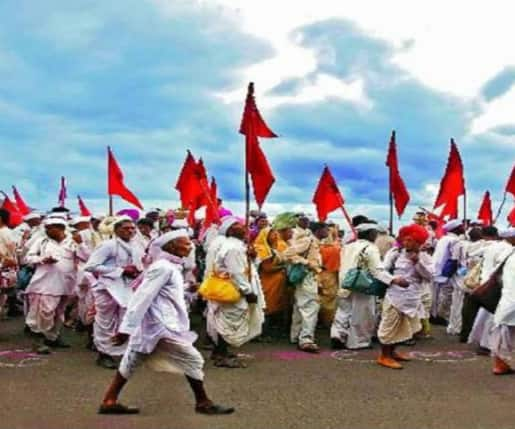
331,349,478,363
0,349,49,368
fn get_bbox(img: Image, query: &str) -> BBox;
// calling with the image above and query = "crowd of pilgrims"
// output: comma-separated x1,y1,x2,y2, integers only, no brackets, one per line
0,204,515,414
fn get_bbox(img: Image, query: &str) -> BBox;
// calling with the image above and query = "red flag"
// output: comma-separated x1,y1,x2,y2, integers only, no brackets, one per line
477,191,493,226
107,147,143,210
58,176,67,208
77,195,92,217
508,205,515,227
240,83,277,208
175,150,198,208
0,192,23,227
505,164,515,198
434,139,465,219
313,166,345,221
12,186,30,215
386,130,410,217
192,159,209,209
204,177,220,228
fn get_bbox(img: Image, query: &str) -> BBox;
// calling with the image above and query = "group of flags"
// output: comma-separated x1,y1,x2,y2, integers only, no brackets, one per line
2,82,515,231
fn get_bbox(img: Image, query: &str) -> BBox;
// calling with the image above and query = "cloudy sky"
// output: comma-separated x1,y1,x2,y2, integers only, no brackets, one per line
1,0,514,228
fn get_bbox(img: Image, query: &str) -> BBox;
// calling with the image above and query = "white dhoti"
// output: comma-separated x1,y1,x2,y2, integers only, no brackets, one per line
330,292,376,349
25,293,67,341
468,308,494,349
92,288,127,356
377,295,422,345
119,337,205,381
420,280,433,319
490,325,515,363
290,272,320,345
447,277,465,335
207,298,263,348
431,280,453,320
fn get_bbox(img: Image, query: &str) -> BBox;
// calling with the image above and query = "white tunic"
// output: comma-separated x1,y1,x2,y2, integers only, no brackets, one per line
119,259,196,354
494,249,515,327
432,233,460,282
25,236,77,296
84,238,143,307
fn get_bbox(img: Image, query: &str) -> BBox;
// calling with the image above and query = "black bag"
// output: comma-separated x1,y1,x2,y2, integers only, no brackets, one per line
470,251,514,313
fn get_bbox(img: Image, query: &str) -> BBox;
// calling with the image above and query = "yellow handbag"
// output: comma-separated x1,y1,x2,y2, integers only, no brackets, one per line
198,274,241,304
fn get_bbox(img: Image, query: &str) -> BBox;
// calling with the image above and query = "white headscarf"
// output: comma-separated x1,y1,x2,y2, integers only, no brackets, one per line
154,230,189,249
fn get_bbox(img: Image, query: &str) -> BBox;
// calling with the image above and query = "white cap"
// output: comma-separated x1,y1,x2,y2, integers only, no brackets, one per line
70,216,91,225
355,223,381,233
500,228,515,239
154,230,189,248
171,218,189,229
443,219,462,232
219,216,241,236
113,215,134,227
23,212,41,221
44,218,68,227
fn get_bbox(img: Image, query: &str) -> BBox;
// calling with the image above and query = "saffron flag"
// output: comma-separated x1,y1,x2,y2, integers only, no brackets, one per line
204,177,220,228
477,191,493,226
58,176,67,208
240,82,277,208
12,186,30,215
505,164,515,198
107,147,143,210
313,166,345,221
185,159,210,227
77,195,92,217
433,139,465,219
175,150,198,208
0,192,23,227
386,130,410,217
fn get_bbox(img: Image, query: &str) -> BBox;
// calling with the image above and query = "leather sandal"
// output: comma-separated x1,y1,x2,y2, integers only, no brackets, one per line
298,343,320,353
98,403,140,414
377,356,403,369
195,403,235,415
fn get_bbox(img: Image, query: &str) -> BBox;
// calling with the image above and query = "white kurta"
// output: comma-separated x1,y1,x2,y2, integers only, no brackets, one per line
206,237,264,347
330,240,393,349
490,251,515,362
25,236,77,297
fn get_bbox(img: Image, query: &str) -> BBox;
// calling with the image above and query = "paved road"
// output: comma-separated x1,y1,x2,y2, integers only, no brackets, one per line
2,316,514,429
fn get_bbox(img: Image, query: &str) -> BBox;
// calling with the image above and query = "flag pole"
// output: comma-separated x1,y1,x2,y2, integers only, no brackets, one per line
244,83,254,284
494,192,507,225
340,205,356,239
389,191,394,236
109,195,113,217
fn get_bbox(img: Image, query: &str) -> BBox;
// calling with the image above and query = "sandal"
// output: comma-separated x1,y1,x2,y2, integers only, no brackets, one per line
98,403,140,414
298,343,320,354
195,402,235,415
213,357,247,368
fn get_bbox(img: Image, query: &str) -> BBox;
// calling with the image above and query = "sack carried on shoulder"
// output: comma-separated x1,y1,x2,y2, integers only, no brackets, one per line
463,263,481,290
198,274,241,304
286,263,310,286
470,251,514,313
341,245,387,298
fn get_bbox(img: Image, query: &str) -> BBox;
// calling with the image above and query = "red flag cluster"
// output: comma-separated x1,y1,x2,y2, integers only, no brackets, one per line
12,186,30,215
240,82,277,208
477,191,493,226
175,151,219,227
386,131,410,217
0,192,23,227
506,165,515,226
78,195,92,216
108,147,143,210
313,166,344,221
434,139,465,219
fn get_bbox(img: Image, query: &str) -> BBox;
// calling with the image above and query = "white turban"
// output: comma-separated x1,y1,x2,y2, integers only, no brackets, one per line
154,230,189,249
443,219,462,232
219,216,241,236
355,223,381,233
44,218,67,227
70,216,91,225
113,215,133,228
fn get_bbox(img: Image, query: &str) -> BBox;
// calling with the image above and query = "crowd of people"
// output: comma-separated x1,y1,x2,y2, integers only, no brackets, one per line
0,203,514,415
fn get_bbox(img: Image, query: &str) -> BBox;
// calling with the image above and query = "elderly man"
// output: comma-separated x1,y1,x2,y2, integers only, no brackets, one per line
489,228,515,375
330,222,408,350
98,230,234,415
85,217,144,369
24,217,77,350
431,220,466,327
206,217,264,368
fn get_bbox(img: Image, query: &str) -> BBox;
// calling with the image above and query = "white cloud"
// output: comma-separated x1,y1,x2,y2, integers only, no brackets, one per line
471,86,515,134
